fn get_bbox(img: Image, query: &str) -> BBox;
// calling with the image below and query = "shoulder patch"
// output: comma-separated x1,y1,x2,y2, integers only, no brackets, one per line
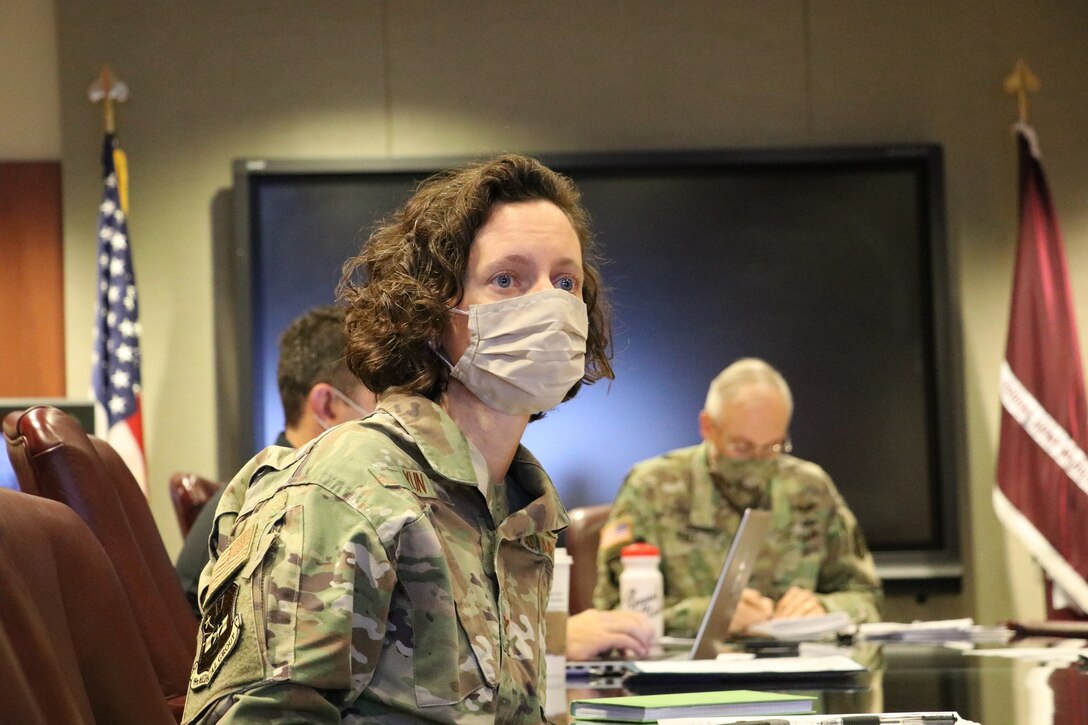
207,525,255,600
599,517,634,552
190,582,243,690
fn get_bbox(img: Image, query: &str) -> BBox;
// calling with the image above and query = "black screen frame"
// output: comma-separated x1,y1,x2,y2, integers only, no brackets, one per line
221,146,963,585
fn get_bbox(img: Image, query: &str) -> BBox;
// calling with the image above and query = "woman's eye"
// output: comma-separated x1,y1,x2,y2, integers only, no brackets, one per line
556,276,576,292
494,273,514,289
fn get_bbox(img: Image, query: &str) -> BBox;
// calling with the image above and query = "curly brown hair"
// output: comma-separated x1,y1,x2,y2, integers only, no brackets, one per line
338,154,613,406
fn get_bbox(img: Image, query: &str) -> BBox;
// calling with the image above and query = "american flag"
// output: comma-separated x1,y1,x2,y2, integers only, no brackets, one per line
92,132,147,494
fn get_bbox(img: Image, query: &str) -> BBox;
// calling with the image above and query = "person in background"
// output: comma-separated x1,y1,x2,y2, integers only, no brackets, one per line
182,154,614,724
594,358,882,637
174,305,375,614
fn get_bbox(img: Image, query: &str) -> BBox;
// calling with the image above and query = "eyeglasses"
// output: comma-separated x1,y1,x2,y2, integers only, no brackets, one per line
724,437,792,459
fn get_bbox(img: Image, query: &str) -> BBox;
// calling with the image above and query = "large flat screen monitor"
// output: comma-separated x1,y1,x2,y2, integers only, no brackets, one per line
223,147,963,584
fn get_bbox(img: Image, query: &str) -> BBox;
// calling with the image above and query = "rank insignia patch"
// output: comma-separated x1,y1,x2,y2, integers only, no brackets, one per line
190,582,243,690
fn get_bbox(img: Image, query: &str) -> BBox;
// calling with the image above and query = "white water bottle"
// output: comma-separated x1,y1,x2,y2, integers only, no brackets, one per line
619,542,664,639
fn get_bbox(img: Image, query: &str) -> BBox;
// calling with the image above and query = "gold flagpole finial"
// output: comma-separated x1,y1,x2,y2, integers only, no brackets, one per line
87,64,130,134
1004,59,1040,125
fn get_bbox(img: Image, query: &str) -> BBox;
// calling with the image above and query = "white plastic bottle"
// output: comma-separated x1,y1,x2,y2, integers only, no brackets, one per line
618,542,665,639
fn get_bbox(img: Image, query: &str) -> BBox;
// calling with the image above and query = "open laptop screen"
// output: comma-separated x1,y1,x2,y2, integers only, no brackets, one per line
689,508,773,659
568,507,772,672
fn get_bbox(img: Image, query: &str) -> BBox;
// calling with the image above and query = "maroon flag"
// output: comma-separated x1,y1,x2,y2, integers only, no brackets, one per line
994,123,1088,615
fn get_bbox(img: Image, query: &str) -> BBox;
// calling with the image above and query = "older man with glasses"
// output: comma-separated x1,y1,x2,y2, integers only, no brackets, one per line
593,358,882,637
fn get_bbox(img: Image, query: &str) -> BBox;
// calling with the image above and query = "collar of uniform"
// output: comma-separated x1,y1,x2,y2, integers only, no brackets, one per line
689,442,719,530
497,446,570,540
378,393,569,535
378,393,479,485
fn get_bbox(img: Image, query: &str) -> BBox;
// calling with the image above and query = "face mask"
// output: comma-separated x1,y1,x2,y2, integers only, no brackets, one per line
710,454,777,511
444,288,588,416
329,385,372,418
713,455,780,489
316,385,372,430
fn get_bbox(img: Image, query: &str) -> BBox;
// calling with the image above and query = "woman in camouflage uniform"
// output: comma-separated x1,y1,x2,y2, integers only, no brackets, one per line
183,154,613,724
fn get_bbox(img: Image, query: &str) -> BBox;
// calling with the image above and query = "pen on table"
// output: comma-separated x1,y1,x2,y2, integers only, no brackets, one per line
818,717,953,725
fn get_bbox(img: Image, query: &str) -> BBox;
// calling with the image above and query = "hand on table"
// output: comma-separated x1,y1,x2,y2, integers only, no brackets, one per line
728,587,775,633
566,609,657,660
773,585,827,618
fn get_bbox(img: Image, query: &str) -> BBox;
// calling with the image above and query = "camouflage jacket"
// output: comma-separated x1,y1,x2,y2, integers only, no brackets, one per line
592,443,882,636
182,393,568,724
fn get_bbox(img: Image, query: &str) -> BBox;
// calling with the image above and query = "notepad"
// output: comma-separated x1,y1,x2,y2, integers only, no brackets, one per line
569,689,814,723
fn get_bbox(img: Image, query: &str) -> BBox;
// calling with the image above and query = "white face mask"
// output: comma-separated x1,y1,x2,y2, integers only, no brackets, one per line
444,288,589,416
316,385,373,430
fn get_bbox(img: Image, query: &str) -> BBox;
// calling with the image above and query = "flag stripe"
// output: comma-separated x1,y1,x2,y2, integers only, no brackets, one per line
1000,362,1088,497
993,487,1088,612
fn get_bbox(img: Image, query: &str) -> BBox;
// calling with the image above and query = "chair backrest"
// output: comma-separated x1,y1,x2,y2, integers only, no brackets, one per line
565,503,612,614
0,488,175,724
169,471,224,537
2,406,197,701
91,436,201,643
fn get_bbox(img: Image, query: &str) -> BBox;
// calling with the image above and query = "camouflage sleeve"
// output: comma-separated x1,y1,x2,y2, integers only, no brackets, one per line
661,596,713,638
591,474,657,612
814,489,883,623
184,485,398,724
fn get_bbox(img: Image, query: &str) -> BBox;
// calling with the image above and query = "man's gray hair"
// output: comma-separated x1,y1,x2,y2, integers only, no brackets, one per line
704,358,793,421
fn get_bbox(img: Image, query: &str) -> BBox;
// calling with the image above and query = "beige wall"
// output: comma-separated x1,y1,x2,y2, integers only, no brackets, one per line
1,0,61,158
11,1,1088,641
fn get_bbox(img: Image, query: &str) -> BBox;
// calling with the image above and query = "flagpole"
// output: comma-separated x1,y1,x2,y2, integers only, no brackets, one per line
1003,59,1039,125
88,64,129,134
87,66,147,495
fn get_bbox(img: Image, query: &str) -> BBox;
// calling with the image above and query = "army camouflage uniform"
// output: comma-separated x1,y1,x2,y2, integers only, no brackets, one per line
182,393,568,724
592,443,882,637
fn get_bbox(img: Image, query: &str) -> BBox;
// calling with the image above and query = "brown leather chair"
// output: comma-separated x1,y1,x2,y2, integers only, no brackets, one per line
0,487,175,724
565,503,612,614
3,406,197,716
169,471,224,537
91,436,202,645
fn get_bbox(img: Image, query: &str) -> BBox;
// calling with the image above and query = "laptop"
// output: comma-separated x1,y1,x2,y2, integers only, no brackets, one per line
568,508,773,674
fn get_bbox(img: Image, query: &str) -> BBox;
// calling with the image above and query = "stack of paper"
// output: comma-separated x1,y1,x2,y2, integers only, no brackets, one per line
569,689,814,723
857,618,1012,644
746,611,855,641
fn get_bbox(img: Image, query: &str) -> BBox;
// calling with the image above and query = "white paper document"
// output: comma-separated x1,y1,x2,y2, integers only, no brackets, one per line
857,618,1011,644
630,654,865,676
746,611,855,640
962,646,1088,662
654,711,966,725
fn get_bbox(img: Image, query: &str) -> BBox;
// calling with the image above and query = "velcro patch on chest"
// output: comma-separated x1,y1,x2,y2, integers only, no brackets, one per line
207,524,255,600
371,466,437,498
190,582,243,690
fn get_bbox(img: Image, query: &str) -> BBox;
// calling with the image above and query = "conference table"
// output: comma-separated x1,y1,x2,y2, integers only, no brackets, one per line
559,641,1088,724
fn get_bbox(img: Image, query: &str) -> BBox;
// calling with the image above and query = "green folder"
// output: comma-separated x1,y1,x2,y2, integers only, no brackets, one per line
569,688,814,723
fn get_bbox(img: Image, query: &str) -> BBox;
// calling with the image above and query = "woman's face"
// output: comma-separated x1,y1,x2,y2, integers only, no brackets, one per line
440,199,584,366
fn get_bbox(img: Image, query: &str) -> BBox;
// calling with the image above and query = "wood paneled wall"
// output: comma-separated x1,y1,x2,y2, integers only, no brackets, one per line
0,162,65,396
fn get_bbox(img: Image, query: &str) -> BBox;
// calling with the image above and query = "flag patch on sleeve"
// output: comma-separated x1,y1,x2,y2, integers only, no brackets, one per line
598,517,634,551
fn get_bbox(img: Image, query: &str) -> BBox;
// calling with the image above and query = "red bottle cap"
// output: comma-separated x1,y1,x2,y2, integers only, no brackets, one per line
620,542,660,557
